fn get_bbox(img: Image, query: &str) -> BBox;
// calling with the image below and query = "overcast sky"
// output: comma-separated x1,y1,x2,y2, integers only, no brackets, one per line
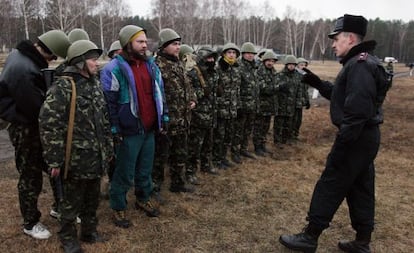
127,0,413,22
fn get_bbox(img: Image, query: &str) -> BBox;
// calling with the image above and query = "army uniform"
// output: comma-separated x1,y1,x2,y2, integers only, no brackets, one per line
213,43,241,168
232,46,259,160
253,59,278,153
40,65,112,240
154,50,195,191
274,60,302,144
0,30,70,238
186,48,219,180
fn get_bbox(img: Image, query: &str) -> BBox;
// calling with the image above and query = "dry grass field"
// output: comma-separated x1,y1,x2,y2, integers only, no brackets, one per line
0,60,413,253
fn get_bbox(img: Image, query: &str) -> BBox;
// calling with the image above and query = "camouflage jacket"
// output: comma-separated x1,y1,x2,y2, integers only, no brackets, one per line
238,58,259,112
156,52,196,135
256,64,278,116
39,67,113,179
275,67,302,116
187,61,219,128
215,57,241,119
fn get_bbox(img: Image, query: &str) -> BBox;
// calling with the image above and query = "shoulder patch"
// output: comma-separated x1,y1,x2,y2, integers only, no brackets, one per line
358,52,368,62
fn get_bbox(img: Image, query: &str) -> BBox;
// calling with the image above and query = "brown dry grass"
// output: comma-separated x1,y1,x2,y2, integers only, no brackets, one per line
0,61,413,253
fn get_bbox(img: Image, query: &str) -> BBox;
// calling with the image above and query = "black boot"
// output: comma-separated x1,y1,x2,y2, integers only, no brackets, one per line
338,240,371,253
80,231,107,243
279,225,322,253
338,232,371,253
61,239,84,253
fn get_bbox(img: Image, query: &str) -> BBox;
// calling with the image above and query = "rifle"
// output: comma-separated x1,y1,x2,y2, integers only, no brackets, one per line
41,68,56,89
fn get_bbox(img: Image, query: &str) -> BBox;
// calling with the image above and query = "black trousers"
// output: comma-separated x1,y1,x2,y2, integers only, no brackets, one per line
307,125,380,235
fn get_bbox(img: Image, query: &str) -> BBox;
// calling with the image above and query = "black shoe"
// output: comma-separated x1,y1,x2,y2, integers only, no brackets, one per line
338,240,371,253
255,149,266,157
201,166,220,175
62,239,84,253
169,184,195,193
112,210,131,228
151,190,167,205
135,200,160,217
231,154,242,164
186,175,201,185
279,232,318,253
240,150,256,159
263,146,273,154
80,232,107,243
221,159,234,168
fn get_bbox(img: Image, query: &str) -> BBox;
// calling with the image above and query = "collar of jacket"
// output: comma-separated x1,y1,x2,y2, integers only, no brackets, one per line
157,50,179,62
63,66,94,83
218,57,239,70
16,40,48,69
340,40,377,64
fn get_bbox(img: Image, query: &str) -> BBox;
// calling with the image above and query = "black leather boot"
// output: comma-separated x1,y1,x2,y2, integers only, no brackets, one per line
61,239,84,253
338,240,371,253
279,225,322,253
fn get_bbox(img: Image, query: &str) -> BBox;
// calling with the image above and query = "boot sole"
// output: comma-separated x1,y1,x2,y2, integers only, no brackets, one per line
279,236,316,253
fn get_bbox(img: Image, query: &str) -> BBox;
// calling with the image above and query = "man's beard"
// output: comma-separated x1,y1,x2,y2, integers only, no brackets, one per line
132,51,147,61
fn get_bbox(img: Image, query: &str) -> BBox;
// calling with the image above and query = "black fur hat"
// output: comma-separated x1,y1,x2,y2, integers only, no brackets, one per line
328,14,368,39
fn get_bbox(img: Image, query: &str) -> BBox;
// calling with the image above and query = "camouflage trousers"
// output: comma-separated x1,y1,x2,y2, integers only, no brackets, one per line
292,108,303,139
153,131,188,190
187,126,213,176
232,111,255,155
213,118,235,164
58,178,100,242
253,114,271,150
8,123,59,229
273,115,293,144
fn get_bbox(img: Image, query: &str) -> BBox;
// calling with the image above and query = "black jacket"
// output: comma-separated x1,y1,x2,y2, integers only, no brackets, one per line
0,40,48,124
317,40,387,145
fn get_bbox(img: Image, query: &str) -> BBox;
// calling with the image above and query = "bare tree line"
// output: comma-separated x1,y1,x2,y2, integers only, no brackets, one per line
1,0,413,62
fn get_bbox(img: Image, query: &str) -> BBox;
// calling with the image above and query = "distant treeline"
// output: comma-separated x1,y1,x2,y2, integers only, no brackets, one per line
1,0,413,62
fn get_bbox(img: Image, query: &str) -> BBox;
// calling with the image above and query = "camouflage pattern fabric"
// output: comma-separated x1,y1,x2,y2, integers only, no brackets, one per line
186,61,218,175
292,79,310,139
39,70,113,241
232,58,258,154
7,123,56,228
154,53,194,188
253,63,279,149
274,67,302,143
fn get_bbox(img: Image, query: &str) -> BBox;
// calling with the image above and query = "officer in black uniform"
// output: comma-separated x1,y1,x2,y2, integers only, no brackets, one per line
279,14,390,253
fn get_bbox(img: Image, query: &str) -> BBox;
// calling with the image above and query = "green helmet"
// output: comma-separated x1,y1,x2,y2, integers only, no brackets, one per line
159,28,181,48
257,48,268,59
38,30,71,58
297,57,309,64
67,40,102,65
262,50,278,61
179,44,194,60
284,55,298,65
197,46,218,60
241,42,257,54
108,40,122,58
222,42,240,57
119,25,146,48
68,28,90,43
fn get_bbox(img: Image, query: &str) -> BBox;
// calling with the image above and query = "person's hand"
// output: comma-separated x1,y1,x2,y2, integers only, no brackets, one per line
50,168,60,178
161,121,169,134
302,68,322,88
188,101,196,110
113,133,123,147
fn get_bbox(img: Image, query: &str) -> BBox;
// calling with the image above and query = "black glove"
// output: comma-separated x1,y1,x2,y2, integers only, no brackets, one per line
302,68,323,88
305,101,311,109
278,83,289,93
216,85,224,97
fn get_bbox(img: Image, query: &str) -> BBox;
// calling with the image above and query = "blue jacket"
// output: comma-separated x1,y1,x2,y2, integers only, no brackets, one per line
101,55,168,136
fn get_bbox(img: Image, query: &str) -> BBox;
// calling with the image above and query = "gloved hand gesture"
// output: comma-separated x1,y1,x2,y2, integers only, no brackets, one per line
302,68,323,88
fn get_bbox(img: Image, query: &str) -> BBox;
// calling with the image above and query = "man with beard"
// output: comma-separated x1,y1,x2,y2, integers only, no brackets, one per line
101,25,168,227
186,46,220,184
279,14,390,253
